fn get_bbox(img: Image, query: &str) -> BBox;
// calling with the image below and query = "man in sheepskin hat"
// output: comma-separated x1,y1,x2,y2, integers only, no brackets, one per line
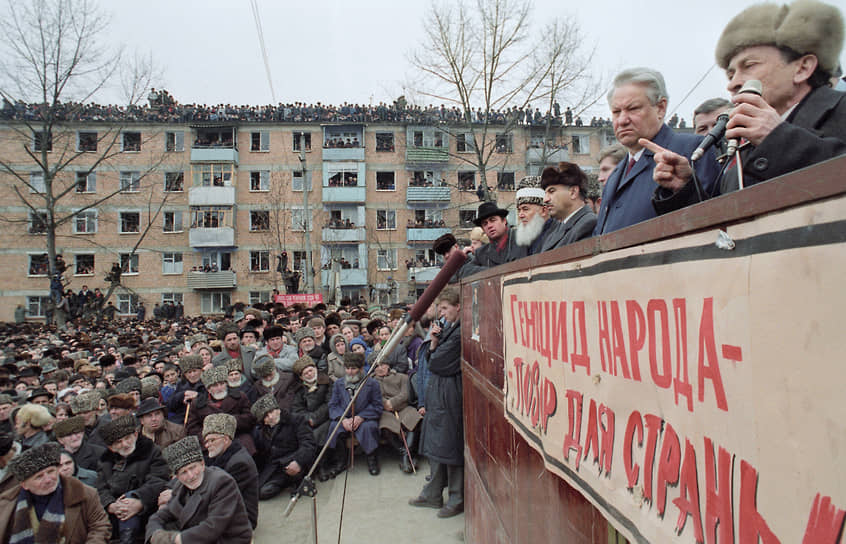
651,0,846,210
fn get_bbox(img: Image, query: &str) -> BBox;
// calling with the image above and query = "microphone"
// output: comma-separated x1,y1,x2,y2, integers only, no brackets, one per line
725,79,762,157
690,112,730,161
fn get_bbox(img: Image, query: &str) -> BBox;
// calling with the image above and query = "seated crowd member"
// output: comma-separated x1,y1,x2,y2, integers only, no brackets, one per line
290,356,332,460
373,358,422,474
166,354,205,424
137,397,185,449
185,366,255,455
53,414,104,471
251,354,299,413
254,325,298,372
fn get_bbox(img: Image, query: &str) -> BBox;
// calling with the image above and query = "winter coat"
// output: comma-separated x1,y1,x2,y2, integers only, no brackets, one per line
151,419,186,450
255,343,298,373
374,370,422,434
72,438,106,471
325,334,346,381
212,346,256,381
206,439,259,530
290,374,332,444
420,319,464,466
251,370,300,414
0,475,111,544
166,378,207,424
145,467,253,544
367,339,410,374
252,412,317,474
185,390,254,439
95,434,170,516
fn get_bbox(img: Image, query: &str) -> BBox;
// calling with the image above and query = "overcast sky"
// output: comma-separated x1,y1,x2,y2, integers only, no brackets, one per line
26,0,846,121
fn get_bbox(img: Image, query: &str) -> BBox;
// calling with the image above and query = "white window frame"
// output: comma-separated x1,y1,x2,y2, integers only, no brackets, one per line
250,131,270,152
27,296,50,318
292,170,312,191
377,249,398,270
375,171,396,191
120,253,139,275
375,132,395,152
120,171,141,193
73,210,98,234
201,292,231,314
495,133,513,153
376,210,396,230
292,132,312,152
75,171,96,193
249,291,272,304
74,253,95,276
116,293,139,315
249,170,270,192
163,211,183,233
249,210,270,232
161,292,183,305
165,131,185,152
121,131,142,152
572,134,590,155
29,171,45,193
164,171,184,192
250,250,270,272
162,252,183,275
291,208,312,232
118,211,141,234
28,254,49,276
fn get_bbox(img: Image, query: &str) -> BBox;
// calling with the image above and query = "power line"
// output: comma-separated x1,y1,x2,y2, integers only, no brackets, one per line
249,0,276,103
668,63,718,118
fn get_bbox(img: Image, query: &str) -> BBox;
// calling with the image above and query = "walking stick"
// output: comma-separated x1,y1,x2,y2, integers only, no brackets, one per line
395,411,416,474
183,400,191,427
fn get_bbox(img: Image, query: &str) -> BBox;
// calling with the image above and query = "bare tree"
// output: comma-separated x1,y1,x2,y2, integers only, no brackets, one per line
410,0,600,200
0,0,160,310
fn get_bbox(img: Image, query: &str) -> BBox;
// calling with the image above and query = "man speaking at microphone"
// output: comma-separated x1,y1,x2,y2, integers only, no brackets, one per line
650,0,846,212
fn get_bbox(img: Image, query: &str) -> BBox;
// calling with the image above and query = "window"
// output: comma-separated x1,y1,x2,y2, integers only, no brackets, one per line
74,210,97,234
250,171,269,192
201,292,230,314
292,132,311,152
410,171,440,187
120,253,139,274
162,252,183,274
250,251,270,272
77,131,98,152
456,133,473,153
122,132,141,152
193,127,235,148
250,291,272,304
292,251,306,271
292,170,312,191
28,211,47,235
572,134,590,155
376,210,396,230
412,129,445,148
161,292,183,305
458,171,476,191
376,172,395,191
375,132,394,152
413,131,423,147
413,209,443,225
459,210,477,228
495,134,513,153
377,249,397,270
163,211,183,233
497,172,516,191
119,212,140,233
413,249,442,268
75,254,95,275
120,171,140,193
191,207,229,228
117,293,139,315
32,131,52,152
29,172,45,193
291,209,312,231
27,296,51,318
192,164,233,187
75,171,96,193
326,169,358,187
165,131,184,152
28,254,48,276
250,210,269,231
250,131,270,152
164,172,184,192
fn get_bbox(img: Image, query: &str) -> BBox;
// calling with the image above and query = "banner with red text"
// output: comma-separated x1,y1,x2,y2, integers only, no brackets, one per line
502,197,846,543
273,293,323,305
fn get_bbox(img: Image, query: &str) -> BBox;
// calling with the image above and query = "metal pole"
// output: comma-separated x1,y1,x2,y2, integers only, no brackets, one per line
299,134,314,294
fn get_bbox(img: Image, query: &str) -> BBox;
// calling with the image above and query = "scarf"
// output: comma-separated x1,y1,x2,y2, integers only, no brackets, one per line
303,375,318,393
9,481,66,544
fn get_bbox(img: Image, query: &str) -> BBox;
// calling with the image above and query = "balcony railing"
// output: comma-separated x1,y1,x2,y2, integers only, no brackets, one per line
406,146,449,163
526,146,568,164
407,227,451,242
187,270,236,290
322,227,366,243
409,266,440,282
189,227,235,247
322,185,366,203
188,186,235,206
190,147,239,163
321,267,367,286
322,147,365,161
407,186,451,202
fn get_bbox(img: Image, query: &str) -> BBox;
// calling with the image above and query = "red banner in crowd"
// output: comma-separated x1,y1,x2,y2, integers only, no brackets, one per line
273,294,323,306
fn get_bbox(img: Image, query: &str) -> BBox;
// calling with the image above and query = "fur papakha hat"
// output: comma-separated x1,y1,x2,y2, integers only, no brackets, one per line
251,394,279,422
715,0,844,73
223,358,243,374
114,376,142,395
140,377,160,400
163,436,204,474
294,327,315,344
69,390,101,415
292,355,316,376
9,442,61,482
52,415,86,438
179,354,204,372
515,176,545,207
252,354,276,378
107,393,137,410
343,351,365,369
202,413,236,439
98,414,137,446
201,365,228,387
217,322,240,340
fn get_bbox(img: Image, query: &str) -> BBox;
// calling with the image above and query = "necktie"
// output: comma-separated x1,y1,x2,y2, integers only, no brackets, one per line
624,157,636,177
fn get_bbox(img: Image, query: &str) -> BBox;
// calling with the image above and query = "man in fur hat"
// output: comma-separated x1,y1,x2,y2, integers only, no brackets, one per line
147,436,252,544
95,415,169,544
0,394,13,435
254,325,298,372
251,354,300,413
202,413,259,529
539,164,598,248
53,415,105,471
651,0,846,211
166,354,206,424
185,366,255,455
0,442,111,544
212,323,256,381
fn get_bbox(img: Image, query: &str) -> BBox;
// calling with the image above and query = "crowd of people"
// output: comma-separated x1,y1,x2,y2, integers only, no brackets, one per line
0,291,466,542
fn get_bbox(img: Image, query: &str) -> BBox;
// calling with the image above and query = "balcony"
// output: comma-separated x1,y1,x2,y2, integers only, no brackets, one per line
188,186,235,206
322,147,364,161
526,147,568,164
407,227,451,243
407,186,451,202
187,270,237,290
409,266,440,283
322,186,366,203
406,146,449,164
189,227,235,247
321,268,367,286
190,148,239,163
322,227,366,243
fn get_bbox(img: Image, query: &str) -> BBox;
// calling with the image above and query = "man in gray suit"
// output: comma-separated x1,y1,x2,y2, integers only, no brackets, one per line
538,162,597,248
213,323,257,382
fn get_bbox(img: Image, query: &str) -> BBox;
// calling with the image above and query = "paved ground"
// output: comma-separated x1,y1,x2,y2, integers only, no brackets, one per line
254,445,465,544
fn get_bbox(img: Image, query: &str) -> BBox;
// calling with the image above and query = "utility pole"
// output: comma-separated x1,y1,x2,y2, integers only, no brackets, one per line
299,132,314,294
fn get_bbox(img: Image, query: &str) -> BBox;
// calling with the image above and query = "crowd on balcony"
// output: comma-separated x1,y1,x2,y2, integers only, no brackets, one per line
406,219,446,229
326,173,359,187
321,257,360,269
323,137,361,148
325,218,356,229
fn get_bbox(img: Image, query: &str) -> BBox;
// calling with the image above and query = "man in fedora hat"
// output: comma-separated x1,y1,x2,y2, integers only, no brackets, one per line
137,397,185,449
651,0,846,211
458,200,527,278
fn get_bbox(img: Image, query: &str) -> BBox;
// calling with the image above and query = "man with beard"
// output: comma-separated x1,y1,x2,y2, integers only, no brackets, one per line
251,354,300,413
137,398,185,449
69,390,103,439
52,415,105,471
202,413,258,529
212,323,256,381
290,355,332,479
95,415,169,544
512,176,569,255
540,162,598,246
147,436,252,544
166,354,206,425
185,366,256,455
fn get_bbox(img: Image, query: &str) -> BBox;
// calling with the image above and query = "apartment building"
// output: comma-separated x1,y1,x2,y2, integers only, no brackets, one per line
0,116,616,321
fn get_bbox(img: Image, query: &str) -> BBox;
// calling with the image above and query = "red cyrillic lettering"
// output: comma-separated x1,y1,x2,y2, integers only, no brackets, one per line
642,414,663,503
582,399,600,466
673,298,694,412
624,411,643,489
704,437,733,544
598,404,615,475
539,301,551,366
571,301,590,374
597,300,612,373
656,422,680,517
541,378,557,432
509,294,519,345
698,298,728,411
739,459,778,543
647,300,672,389
673,439,704,543
562,389,584,469
528,361,540,428
611,301,632,379
802,493,846,544
625,300,645,381
552,301,568,364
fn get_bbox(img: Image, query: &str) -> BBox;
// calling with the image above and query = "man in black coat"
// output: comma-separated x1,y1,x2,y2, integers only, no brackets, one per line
458,201,527,278
651,0,845,212
166,354,206,424
95,415,170,544
202,413,259,529
53,415,105,472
